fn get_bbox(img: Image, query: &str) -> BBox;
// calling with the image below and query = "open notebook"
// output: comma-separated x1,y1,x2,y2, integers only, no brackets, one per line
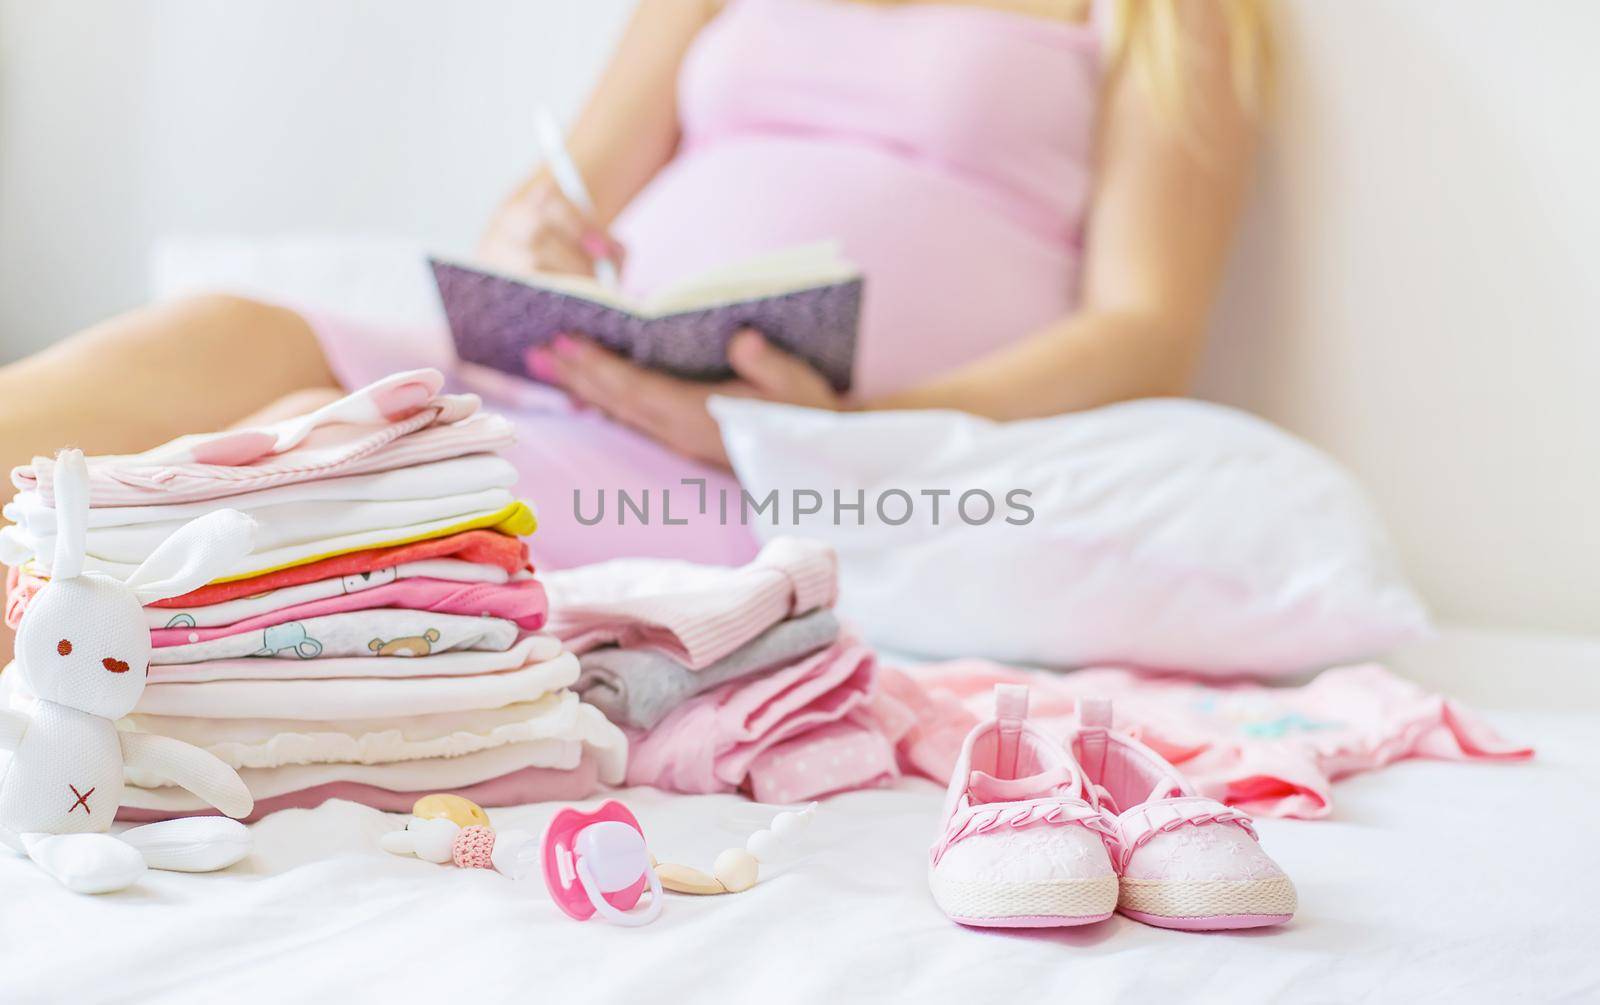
431,243,863,392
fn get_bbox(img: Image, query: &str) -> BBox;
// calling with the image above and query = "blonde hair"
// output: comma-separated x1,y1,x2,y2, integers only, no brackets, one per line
1106,0,1272,122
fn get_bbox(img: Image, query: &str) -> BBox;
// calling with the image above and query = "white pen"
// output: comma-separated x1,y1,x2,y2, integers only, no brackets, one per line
537,106,619,288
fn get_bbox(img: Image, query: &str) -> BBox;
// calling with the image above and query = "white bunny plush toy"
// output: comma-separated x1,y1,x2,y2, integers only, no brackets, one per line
0,449,256,894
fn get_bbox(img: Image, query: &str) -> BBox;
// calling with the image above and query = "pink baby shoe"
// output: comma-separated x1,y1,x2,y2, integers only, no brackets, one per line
929,685,1119,927
1068,699,1296,931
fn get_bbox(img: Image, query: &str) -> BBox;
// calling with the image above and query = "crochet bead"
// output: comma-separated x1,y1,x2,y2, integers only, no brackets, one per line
452,825,497,869
413,793,490,829
712,848,759,893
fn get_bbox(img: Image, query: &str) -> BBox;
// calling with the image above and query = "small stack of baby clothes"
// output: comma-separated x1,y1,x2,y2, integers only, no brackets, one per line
0,369,624,820
544,538,918,803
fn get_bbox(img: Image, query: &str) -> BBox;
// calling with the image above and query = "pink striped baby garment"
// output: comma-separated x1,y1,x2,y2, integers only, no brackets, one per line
543,537,837,669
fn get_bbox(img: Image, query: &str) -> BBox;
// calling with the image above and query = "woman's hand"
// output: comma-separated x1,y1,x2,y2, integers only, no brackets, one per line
527,329,844,467
476,171,626,279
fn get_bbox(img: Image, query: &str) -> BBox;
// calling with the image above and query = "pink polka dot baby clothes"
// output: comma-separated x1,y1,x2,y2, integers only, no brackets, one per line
744,720,897,804
622,638,895,801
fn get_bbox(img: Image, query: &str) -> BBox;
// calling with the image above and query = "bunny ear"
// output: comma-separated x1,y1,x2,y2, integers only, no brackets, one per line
49,449,90,580
124,510,256,604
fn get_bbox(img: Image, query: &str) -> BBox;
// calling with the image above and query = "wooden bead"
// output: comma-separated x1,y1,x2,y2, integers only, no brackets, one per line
411,793,490,829
712,848,759,893
655,862,725,896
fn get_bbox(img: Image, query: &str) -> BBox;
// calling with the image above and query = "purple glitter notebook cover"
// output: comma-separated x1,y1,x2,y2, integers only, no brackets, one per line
431,259,862,392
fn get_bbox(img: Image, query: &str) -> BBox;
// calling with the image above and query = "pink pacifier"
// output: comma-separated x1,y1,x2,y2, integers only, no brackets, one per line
541,800,662,927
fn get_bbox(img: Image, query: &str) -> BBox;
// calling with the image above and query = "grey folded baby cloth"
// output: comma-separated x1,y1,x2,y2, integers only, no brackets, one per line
575,610,840,729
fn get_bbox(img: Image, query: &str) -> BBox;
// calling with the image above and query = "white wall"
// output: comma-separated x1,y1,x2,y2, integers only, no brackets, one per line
0,1,1596,635
1199,0,1600,635
0,0,634,356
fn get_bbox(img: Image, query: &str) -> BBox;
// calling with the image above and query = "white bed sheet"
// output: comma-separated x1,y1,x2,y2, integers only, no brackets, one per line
2,626,1596,1003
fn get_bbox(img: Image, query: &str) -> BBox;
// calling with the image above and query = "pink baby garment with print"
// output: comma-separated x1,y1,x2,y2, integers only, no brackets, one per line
10,370,512,507
117,757,602,824
543,537,837,669
147,577,548,644
898,660,1532,818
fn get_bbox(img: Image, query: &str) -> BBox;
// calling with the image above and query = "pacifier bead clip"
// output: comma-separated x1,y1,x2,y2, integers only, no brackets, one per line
379,795,538,880
653,801,817,896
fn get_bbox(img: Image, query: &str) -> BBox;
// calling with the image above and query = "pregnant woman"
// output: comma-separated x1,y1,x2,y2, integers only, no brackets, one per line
0,0,1267,571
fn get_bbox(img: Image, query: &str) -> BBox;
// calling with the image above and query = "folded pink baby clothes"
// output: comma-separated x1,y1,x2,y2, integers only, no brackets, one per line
543,537,837,669
623,639,894,800
899,660,1533,819
745,721,898,803
10,369,513,507
116,756,602,823
144,562,518,627
148,577,548,644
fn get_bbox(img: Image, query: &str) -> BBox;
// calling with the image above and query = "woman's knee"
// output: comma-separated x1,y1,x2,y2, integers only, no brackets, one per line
155,292,310,341
142,293,336,388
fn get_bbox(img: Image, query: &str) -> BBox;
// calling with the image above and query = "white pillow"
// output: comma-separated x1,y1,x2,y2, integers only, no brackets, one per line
709,397,1430,677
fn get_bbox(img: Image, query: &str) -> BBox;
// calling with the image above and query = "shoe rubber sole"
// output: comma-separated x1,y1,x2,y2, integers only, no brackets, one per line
930,871,1119,929
1117,876,1296,930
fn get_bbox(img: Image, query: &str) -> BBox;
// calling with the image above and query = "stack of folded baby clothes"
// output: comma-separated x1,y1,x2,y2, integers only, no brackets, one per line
1,369,624,820
543,538,916,804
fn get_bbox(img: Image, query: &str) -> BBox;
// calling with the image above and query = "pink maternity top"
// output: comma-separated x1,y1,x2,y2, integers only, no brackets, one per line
616,0,1104,398
314,0,1105,569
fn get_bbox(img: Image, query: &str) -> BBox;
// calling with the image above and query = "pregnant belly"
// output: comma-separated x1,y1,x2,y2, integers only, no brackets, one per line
614,136,1081,399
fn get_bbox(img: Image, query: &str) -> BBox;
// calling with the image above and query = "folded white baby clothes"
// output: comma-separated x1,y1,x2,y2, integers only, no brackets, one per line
10,370,514,507
3,454,517,534
123,690,592,768
0,500,534,583
544,536,837,669
6,489,516,567
2,368,620,823
120,698,626,789
144,559,516,628
148,610,520,667
123,643,577,720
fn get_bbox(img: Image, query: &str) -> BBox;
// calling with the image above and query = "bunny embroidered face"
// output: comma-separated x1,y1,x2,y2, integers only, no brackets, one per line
11,448,258,718
15,575,150,719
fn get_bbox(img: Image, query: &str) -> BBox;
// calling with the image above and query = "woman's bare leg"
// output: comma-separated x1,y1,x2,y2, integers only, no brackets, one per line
0,293,338,665
0,294,336,477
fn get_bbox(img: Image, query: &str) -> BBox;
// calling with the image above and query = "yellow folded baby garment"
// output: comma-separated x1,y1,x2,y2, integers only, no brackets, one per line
211,500,537,583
